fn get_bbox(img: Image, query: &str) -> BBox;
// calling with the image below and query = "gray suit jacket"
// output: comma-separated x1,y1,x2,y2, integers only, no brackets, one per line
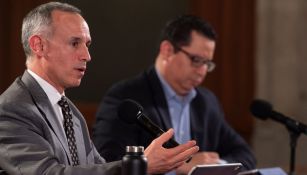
0,71,121,175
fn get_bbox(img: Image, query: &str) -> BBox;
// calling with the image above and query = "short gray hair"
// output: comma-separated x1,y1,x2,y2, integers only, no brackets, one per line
21,2,81,59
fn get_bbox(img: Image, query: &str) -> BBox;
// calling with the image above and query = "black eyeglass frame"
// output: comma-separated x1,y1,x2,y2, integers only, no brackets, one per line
174,46,216,72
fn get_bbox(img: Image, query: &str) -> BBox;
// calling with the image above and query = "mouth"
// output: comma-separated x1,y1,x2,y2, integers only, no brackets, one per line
193,77,204,84
75,66,86,75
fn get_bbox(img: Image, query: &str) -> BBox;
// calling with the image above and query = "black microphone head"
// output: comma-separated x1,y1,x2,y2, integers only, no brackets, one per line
118,99,143,124
250,99,273,120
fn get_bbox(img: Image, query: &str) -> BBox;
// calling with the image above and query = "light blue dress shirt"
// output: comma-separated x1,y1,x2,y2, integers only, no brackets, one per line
156,70,196,175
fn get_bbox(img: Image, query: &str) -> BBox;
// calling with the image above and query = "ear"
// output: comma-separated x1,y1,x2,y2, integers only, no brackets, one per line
159,40,175,58
28,35,46,57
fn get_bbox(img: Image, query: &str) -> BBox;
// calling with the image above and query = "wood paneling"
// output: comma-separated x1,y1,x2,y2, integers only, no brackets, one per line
189,0,256,142
0,0,11,93
0,0,49,93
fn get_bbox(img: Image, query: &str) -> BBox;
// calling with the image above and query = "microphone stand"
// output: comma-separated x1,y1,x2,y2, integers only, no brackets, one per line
287,127,301,175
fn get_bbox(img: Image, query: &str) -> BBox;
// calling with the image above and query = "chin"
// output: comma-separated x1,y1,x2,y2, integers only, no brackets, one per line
69,80,82,88
181,88,192,95
192,82,201,87
187,83,196,89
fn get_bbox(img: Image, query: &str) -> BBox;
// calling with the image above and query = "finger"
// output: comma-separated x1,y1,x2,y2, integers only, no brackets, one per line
171,145,199,163
153,128,174,145
166,140,197,163
169,140,197,155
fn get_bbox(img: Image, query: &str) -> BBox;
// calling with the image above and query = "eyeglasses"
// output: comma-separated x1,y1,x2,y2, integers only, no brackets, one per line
176,47,216,72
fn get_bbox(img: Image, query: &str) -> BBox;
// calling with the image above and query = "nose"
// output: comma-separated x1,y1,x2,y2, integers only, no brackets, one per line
195,64,208,76
80,45,91,62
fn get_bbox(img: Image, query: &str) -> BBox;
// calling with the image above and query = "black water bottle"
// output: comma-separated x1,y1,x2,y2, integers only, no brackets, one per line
122,146,147,175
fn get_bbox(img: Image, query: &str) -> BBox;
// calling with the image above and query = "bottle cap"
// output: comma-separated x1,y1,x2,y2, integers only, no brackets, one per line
126,146,144,153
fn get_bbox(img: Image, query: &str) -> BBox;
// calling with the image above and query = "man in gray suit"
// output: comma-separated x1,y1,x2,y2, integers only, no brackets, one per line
0,2,198,175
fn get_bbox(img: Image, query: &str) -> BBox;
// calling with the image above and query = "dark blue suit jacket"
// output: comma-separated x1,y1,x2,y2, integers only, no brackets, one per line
93,67,256,171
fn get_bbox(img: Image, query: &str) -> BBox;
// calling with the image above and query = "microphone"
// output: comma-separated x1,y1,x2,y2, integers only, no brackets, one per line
250,99,307,135
118,99,179,148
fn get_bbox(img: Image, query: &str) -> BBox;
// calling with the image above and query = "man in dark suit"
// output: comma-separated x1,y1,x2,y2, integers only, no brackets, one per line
93,15,256,174
0,2,199,175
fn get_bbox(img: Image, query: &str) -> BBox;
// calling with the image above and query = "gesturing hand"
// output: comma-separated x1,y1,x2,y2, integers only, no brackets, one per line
144,129,199,174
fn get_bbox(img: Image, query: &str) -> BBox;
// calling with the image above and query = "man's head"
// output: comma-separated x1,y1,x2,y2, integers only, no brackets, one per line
156,15,217,96
22,2,91,93
22,2,81,60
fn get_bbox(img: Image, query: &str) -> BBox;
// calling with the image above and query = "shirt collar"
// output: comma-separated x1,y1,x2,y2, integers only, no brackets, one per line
27,69,63,106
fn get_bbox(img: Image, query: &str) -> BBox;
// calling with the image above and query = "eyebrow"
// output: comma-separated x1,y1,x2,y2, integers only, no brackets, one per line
70,37,81,42
180,48,208,60
70,37,91,45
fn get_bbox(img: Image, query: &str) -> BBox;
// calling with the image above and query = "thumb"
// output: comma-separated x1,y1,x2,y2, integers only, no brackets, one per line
154,128,174,145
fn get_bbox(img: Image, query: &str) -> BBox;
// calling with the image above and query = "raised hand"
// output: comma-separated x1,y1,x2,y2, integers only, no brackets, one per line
144,129,199,174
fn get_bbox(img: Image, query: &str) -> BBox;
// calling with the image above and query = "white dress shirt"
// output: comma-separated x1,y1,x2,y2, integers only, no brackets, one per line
27,69,65,132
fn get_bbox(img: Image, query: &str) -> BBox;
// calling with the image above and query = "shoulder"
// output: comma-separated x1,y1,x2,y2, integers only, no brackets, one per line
106,68,156,98
195,87,220,104
0,77,44,129
0,77,31,109
192,87,225,119
97,67,160,119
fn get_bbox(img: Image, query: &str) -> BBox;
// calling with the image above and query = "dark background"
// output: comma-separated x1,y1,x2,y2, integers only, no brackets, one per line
63,0,189,102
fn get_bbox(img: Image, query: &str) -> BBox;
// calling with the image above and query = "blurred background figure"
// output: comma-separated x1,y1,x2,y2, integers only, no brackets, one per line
92,14,256,175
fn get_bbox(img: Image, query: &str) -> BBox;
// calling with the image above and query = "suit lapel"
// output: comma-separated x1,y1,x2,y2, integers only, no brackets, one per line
67,95,96,164
189,94,205,146
146,68,173,130
20,71,72,164
72,114,86,164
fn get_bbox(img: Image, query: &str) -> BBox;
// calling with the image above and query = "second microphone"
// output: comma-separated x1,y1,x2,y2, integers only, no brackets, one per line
117,99,179,148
